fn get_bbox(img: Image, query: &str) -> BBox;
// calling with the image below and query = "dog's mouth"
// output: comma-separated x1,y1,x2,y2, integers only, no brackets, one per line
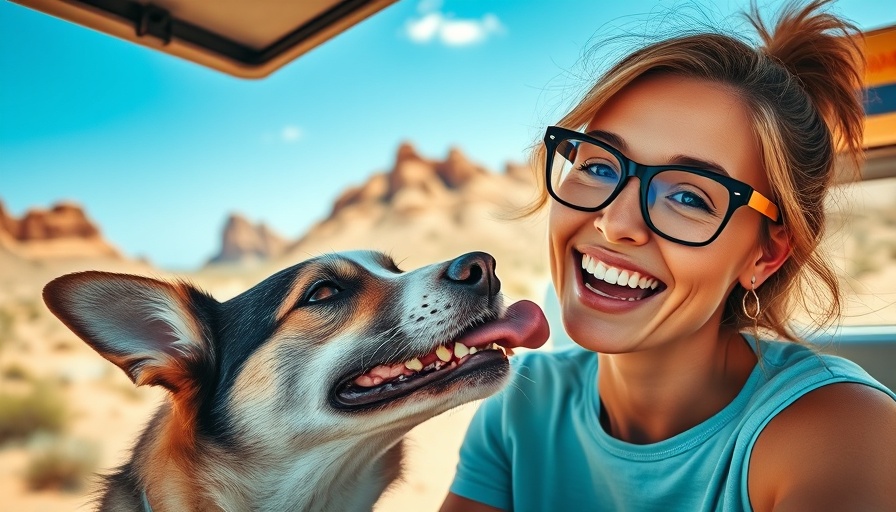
330,300,548,410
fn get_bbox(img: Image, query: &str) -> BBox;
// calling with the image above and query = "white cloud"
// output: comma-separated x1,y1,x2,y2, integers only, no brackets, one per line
405,9,504,46
408,12,442,42
280,125,302,143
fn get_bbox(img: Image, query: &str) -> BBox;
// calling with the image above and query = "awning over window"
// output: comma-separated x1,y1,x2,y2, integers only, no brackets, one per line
11,0,397,78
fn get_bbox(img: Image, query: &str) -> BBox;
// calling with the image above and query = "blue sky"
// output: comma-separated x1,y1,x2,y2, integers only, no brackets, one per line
3,0,895,270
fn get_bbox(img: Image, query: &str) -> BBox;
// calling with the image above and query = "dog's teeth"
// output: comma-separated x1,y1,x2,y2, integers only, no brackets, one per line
454,343,469,358
436,345,452,362
468,346,478,355
405,358,423,371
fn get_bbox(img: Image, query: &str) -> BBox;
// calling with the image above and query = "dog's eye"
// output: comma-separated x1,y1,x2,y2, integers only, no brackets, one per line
305,281,342,304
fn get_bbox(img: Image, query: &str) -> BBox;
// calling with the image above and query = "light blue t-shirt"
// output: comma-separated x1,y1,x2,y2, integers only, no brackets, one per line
450,338,896,511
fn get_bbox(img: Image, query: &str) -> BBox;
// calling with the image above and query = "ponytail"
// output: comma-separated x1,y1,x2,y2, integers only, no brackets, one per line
748,0,865,171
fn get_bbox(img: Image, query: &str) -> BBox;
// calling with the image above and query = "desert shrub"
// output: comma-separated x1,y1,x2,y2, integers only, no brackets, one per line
0,381,67,443
2,363,30,381
0,307,13,346
24,433,99,492
22,299,43,321
51,338,76,352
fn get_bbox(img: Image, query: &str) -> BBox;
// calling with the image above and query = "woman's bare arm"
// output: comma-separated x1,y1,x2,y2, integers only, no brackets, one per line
439,492,505,512
748,382,896,512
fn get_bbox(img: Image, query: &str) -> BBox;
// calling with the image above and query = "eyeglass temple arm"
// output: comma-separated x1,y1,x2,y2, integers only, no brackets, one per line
747,191,780,223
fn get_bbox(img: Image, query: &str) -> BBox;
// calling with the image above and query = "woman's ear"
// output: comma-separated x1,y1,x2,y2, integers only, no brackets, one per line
740,223,791,288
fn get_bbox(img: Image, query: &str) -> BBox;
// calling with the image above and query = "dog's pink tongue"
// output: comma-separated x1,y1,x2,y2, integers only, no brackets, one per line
455,300,550,350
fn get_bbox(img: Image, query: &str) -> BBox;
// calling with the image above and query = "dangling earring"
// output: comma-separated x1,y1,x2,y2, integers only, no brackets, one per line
742,276,760,321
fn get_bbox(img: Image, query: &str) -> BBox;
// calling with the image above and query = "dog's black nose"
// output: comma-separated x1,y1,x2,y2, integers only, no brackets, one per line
444,252,500,296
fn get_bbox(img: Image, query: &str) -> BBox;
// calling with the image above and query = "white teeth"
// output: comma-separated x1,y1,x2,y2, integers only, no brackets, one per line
617,270,630,286
581,254,659,290
454,343,469,358
405,358,423,371
436,345,452,362
604,266,619,284
468,346,478,355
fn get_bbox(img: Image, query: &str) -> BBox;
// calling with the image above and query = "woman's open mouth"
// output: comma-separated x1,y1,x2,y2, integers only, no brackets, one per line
330,300,549,411
578,252,666,302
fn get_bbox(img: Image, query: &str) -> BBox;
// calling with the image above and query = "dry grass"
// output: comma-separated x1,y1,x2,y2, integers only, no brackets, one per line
0,381,67,444
24,433,99,492
2,363,31,381
0,306,13,347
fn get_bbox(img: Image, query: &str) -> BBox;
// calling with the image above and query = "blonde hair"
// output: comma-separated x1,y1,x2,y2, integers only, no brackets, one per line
528,0,865,341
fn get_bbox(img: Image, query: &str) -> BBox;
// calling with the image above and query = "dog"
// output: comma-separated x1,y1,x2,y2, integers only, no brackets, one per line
43,250,549,511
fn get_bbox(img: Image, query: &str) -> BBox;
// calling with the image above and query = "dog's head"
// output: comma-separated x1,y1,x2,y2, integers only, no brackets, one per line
43,251,548,447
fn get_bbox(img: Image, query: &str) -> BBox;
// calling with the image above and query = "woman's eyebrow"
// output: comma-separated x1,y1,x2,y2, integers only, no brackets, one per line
585,129,731,177
668,155,731,177
586,129,629,152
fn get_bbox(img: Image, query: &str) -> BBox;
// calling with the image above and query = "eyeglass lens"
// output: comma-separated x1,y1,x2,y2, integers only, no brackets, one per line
551,138,730,244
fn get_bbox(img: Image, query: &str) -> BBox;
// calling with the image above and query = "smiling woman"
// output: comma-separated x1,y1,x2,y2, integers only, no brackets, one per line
441,1,896,511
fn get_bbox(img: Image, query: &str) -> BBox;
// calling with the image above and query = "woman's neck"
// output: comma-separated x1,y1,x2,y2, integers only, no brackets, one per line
596,326,756,444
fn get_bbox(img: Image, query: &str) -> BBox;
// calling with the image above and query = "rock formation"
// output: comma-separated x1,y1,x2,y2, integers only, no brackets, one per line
207,213,288,265
280,143,549,299
0,199,119,259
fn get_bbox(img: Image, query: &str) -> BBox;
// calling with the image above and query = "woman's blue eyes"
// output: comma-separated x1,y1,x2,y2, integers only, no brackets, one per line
576,161,619,180
572,159,716,214
667,191,712,211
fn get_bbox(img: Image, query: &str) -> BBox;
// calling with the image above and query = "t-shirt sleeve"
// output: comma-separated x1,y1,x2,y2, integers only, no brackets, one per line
448,390,513,511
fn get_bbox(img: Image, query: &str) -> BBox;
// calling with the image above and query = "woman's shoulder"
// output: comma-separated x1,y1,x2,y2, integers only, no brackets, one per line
745,337,896,511
752,337,890,389
743,337,895,433
747,381,896,511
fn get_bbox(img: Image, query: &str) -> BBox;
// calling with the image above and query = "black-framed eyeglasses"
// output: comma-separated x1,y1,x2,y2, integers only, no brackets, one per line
544,126,781,247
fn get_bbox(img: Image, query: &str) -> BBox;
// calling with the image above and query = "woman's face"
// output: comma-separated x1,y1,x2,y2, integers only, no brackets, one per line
550,73,775,353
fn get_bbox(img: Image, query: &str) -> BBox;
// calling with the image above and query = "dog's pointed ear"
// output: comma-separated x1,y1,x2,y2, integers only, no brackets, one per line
43,271,216,393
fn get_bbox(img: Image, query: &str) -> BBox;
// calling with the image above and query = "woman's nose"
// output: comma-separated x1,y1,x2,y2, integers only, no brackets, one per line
592,178,651,245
